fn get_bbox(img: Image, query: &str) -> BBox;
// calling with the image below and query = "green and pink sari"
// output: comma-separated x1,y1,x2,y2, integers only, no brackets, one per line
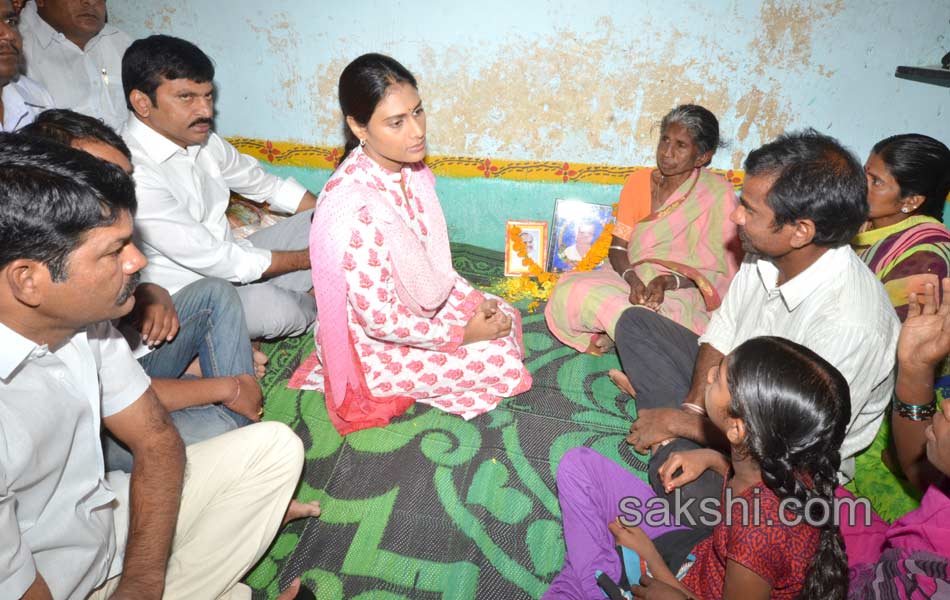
849,215,950,521
545,167,740,351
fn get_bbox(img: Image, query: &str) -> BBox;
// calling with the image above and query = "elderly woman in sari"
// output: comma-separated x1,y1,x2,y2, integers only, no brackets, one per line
545,104,741,356
849,134,950,515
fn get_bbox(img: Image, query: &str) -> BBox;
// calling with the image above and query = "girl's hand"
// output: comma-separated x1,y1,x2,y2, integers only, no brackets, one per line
630,574,689,599
607,519,660,560
657,448,729,493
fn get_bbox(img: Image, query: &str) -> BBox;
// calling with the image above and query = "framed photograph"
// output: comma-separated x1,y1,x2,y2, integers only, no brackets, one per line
547,199,615,273
504,220,549,276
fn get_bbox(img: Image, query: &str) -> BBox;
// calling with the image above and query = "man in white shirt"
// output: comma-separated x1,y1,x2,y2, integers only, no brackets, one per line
21,108,265,474
614,130,900,518
121,35,318,340
17,0,131,130
0,135,309,599
0,0,51,131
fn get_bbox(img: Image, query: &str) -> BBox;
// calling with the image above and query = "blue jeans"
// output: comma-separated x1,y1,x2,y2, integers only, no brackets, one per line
104,278,255,472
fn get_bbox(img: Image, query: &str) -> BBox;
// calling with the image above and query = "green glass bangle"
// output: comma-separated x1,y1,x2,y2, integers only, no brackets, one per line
893,395,937,421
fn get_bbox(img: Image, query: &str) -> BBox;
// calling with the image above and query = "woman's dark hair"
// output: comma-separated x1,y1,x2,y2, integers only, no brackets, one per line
20,109,132,161
726,336,850,600
0,134,136,282
338,53,417,161
661,104,724,158
122,35,214,111
872,134,950,222
744,128,868,247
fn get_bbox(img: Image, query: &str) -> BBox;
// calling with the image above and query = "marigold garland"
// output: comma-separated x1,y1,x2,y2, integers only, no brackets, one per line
491,204,619,312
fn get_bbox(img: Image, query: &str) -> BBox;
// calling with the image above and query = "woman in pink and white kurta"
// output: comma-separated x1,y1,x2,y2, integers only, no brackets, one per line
289,144,532,435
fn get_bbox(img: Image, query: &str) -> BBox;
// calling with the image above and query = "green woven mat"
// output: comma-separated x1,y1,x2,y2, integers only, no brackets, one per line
247,244,647,599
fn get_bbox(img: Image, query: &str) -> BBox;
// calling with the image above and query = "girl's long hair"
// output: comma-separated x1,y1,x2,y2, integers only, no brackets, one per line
727,336,850,600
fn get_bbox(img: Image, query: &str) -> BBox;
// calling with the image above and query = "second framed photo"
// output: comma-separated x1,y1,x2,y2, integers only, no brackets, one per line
547,199,614,273
504,220,549,276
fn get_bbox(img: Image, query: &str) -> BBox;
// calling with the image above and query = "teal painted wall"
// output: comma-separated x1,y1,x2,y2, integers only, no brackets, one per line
107,0,950,250
262,165,620,250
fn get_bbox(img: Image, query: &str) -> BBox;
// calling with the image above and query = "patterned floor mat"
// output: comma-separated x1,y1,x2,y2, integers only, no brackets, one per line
247,244,647,599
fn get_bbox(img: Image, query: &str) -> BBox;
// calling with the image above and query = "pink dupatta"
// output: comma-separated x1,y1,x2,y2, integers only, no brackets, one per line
301,147,456,434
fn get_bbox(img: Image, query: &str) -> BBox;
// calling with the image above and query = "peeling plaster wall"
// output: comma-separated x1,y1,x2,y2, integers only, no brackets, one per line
111,0,949,170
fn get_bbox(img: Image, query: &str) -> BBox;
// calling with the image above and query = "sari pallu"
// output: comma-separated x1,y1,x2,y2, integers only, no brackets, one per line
545,168,740,351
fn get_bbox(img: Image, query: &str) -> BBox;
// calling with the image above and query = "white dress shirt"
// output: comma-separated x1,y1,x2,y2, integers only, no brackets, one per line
1,74,53,132
18,1,131,130
0,320,149,599
699,245,900,482
122,115,307,295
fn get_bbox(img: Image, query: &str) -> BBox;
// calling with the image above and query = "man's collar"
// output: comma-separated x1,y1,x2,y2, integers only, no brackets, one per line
755,245,852,310
0,321,46,380
20,1,120,50
125,114,194,164
1,79,36,132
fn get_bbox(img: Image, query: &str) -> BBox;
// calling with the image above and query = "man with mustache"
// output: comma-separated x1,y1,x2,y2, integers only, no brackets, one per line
613,130,900,519
121,35,318,342
18,0,131,130
0,0,52,131
22,108,266,474
0,134,309,600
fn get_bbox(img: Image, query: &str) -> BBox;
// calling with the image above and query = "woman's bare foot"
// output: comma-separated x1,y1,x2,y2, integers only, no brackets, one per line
608,369,637,397
253,348,268,379
275,578,301,600
283,499,321,526
584,333,614,356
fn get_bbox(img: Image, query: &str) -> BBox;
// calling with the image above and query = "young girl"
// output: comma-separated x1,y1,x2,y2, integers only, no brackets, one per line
546,336,849,599
289,54,532,434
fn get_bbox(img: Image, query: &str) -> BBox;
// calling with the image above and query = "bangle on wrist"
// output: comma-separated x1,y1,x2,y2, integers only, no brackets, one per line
681,402,706,417
230,376,241,405
621,267,636,282
609,245,628,253
669,274,681,291
892,394,937,421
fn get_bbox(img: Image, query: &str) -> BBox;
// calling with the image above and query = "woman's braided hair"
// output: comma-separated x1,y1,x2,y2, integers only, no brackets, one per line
726,336,850,600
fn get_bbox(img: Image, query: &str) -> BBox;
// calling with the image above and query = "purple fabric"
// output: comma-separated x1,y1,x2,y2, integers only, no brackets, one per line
544,448,686,600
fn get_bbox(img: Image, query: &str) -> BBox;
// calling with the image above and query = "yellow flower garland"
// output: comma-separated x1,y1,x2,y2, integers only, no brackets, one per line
492,204,618,312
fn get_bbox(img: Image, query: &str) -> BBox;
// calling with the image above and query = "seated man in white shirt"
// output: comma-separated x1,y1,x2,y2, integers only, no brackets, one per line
0,135,312,599
0,0,52,132
17,0,131,130
21,108,266,474
121,34,318,341
613,129,900,520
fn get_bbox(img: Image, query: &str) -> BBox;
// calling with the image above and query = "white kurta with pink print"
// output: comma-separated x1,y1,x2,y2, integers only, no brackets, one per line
291,154,532,420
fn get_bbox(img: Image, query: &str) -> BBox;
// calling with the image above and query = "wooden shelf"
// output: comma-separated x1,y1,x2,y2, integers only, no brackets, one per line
896,65,950,88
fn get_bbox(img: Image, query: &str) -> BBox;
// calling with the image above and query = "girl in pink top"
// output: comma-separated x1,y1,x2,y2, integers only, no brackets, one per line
289,54,531,434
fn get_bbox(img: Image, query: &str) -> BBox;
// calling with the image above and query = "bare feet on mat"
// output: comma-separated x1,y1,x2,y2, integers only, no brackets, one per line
275,578,301,600
585,333,614,356
608,369,637,397
253,347,268,379
283,500,322,526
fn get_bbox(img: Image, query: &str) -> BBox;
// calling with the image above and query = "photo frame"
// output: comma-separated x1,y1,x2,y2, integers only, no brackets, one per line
547,199,615,273
504,220,549,276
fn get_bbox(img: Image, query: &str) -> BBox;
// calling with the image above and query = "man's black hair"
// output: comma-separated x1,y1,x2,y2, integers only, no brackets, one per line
744,129,868,247
0,134,136,281
122,34,214,111
20,109,131,161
